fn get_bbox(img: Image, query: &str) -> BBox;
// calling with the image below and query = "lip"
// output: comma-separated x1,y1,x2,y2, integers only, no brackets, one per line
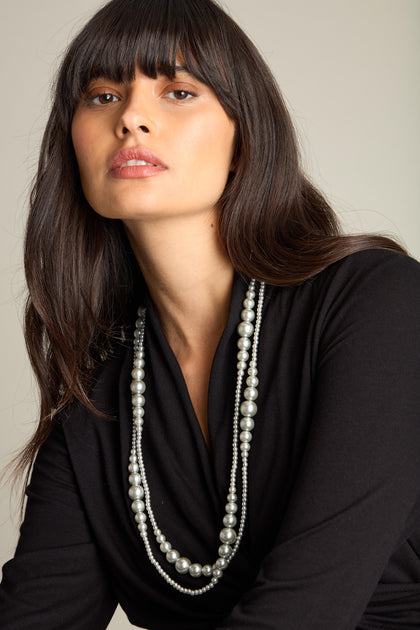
108,146,168,179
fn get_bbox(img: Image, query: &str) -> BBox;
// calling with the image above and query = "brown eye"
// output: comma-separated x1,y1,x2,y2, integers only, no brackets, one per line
88,93,120,105
166,89,195,101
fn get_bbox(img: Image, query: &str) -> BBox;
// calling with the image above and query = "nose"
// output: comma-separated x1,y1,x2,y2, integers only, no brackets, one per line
115,95,155,138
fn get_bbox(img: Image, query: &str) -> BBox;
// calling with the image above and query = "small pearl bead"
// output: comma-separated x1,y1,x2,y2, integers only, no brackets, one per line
160,541,172,553
134,358,145,369
237,350,249,362
135,512,146,523
175,557,191,574
237,360,247,371
133,407,144,418
243,298,255,310
202,565,213,577
227,493,237,502
128,463,139,473
212,567,223,579
156,534,166,544
225,502,238,514
240,442,251,452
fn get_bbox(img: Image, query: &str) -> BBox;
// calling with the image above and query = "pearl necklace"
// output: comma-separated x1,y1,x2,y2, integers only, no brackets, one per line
128,280,265,595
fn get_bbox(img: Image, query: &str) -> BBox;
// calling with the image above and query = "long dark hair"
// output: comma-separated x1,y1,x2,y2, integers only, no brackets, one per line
19,0,404,481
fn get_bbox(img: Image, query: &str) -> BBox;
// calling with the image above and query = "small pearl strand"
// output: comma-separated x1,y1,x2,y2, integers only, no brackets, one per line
128,280,265,595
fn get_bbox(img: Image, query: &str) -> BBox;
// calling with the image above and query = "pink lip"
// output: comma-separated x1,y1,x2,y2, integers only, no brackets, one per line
108,147,168,179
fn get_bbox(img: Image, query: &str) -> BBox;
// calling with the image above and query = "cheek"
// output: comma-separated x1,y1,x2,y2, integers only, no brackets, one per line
71,115,96,180
188,115,235,172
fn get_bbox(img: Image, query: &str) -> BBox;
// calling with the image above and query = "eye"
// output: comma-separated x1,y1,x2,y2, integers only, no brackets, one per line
165,89,196,101
87,92,120,105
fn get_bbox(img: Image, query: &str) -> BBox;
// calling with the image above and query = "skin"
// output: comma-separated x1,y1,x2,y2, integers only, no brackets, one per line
71,67,237,448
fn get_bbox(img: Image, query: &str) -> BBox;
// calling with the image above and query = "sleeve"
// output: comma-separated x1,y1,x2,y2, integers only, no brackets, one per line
0,418,117,629
216,252,420,630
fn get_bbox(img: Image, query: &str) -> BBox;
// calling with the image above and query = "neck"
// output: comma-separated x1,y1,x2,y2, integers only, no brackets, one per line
124,213,235,357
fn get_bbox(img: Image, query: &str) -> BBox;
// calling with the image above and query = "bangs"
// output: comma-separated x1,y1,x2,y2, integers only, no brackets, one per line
60,0,239,115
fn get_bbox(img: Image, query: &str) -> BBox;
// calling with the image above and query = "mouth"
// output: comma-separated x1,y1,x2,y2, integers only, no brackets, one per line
109,147,168,179
120,159,156,167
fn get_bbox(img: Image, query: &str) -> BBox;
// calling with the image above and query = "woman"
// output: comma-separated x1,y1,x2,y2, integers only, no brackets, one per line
1,0,420,628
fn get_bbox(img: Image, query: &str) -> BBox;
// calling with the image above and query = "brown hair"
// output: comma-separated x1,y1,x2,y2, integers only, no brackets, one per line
19,0,404,482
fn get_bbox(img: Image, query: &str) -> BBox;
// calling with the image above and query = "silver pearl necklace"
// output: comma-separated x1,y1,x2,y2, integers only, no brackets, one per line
128,280,265,595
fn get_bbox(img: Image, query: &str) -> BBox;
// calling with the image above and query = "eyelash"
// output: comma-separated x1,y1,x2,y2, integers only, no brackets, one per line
165,89,197,101
86,93,120,106
84,88,197,106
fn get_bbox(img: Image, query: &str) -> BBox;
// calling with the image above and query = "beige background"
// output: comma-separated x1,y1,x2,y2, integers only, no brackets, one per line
0,1,419,627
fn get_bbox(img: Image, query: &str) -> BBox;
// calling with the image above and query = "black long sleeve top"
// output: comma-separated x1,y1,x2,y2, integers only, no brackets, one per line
1,249,420,629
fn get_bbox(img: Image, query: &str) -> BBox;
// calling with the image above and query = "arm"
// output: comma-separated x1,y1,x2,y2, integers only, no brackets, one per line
217,252,420,629
0,419,117,629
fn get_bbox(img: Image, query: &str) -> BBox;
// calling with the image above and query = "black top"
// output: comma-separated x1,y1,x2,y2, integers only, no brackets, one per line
1,250,420,630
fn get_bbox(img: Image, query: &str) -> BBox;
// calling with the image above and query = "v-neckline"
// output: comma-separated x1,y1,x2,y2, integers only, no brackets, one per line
143,273,250,455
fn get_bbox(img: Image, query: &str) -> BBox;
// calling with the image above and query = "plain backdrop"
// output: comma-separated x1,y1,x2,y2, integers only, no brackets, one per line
0,1,419,628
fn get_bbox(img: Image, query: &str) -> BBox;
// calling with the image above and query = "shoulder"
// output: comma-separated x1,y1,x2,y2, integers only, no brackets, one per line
307,249,420,323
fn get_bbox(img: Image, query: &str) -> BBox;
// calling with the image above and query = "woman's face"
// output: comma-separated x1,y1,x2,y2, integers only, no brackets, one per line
71,66,236,224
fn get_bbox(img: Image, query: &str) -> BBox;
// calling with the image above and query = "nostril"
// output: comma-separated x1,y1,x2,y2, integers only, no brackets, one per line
139,125,149,133
122,126,129,135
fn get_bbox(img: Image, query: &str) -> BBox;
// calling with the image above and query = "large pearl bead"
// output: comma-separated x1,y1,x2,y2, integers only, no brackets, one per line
241,308,255,323
220,528,237,544
189,563,202,578
128,473,141,486
240,401,257,417
131,381,146,394
223,514,237,528
128,486,144,500
237,337,251,350
218,544,232,558
240,417,255,431
202,565,213,577
244,386,258,401
166,549,180,563
175,557,191,574
131,368,145,381
240,430,252,443
237,321,254,338
131,500,145,513
132,394,145,407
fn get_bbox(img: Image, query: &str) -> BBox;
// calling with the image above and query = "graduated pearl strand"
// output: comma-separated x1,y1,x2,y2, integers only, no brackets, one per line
128,280,265,595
